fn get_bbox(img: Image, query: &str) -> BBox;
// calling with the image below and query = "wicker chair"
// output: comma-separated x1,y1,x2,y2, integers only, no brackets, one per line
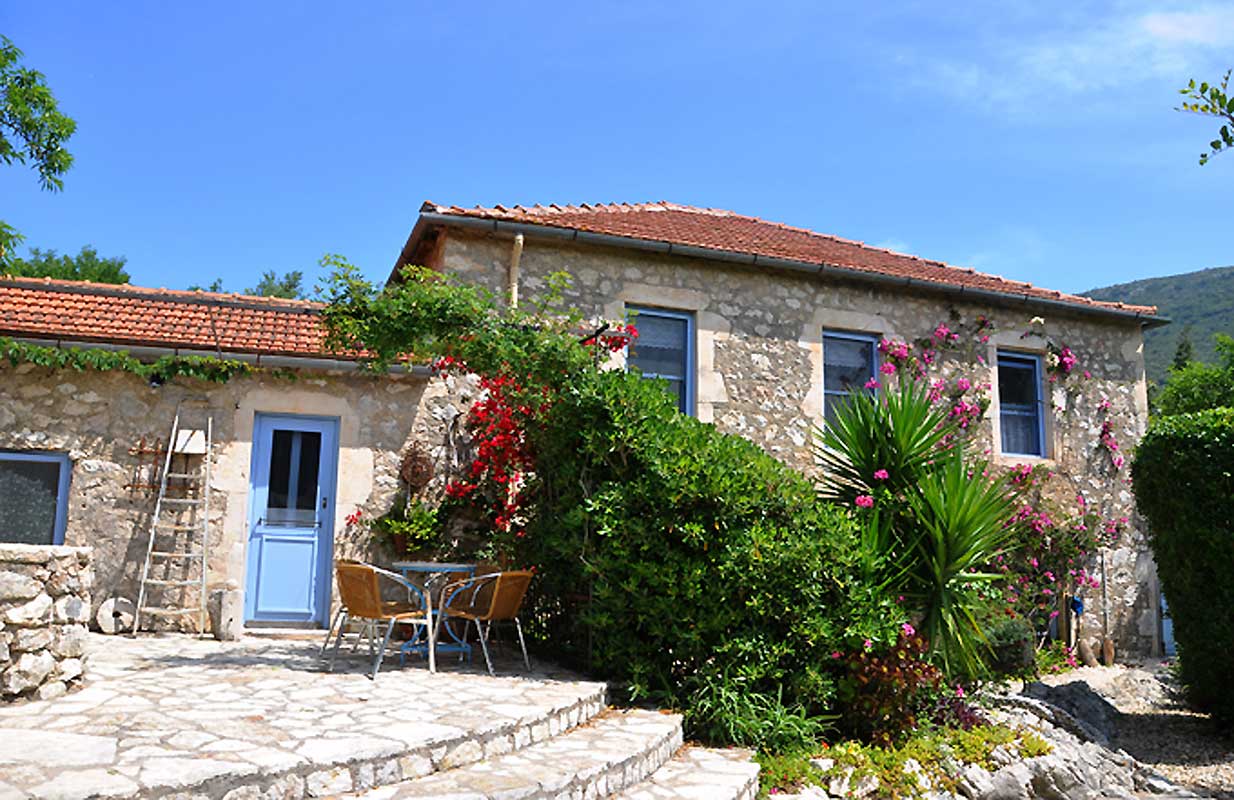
436,571,533,676
326,560,435,679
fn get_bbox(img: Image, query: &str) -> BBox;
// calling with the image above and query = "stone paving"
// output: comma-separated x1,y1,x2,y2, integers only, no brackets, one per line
0,632,606,800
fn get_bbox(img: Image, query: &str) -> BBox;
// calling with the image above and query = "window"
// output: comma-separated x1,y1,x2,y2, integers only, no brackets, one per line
626,307,695,414
0,451,71,545
998,352,1046,457
823,331,879,424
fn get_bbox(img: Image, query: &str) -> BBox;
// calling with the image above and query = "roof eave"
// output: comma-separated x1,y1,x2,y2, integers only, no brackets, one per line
410,212,1166,329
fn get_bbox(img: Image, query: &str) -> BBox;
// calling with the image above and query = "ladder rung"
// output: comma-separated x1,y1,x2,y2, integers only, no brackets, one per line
154,523,201,531
166,472,203,480
144,579,200,587
162,498,204,505
151,551,203,559
140,607,200,615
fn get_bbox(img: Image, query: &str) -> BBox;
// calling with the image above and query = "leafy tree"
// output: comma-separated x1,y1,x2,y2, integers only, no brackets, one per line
1156,334,1234,416
1172,325,1196,371
188,271,307,299
5,246,129,283
0,36,76,263
247,269,305,299
1177,70,1233,165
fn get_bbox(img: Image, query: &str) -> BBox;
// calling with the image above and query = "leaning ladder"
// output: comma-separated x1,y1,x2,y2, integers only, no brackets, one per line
133,398,214,635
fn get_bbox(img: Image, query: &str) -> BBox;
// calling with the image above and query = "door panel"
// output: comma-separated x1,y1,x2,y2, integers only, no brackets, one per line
245,415,338,625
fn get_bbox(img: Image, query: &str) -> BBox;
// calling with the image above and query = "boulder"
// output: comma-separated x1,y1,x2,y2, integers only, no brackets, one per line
1,650,55,695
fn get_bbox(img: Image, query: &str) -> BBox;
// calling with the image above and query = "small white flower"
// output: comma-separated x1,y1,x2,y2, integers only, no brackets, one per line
1029,316,1046,326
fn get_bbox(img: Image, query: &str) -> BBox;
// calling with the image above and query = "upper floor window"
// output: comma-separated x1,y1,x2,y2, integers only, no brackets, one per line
0,451,71,545
823,331,879,424
998,352,1046,457
627,306,695,415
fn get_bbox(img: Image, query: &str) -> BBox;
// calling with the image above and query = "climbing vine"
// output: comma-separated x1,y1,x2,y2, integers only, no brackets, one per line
0,335,256,384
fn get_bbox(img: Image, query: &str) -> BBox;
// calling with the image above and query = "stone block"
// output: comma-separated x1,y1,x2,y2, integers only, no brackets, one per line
4,593,52,626
13,627,52,653
57,657,83,682
0,571,41,601
35,680,67,700
305,767,351,797
49,625,87,658
53,594,89,624
1,649,55,694
208,588,244,641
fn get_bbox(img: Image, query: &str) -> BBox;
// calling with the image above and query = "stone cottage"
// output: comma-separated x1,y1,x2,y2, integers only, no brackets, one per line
393,202,1167,655
0,200,1167,654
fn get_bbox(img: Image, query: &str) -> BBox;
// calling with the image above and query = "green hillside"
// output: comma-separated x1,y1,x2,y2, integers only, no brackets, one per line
1085,266,1234,384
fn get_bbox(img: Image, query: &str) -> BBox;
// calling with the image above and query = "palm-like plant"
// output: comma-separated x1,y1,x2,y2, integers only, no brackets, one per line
813,380,959,503
903,453,1020,678
815,380,1018,679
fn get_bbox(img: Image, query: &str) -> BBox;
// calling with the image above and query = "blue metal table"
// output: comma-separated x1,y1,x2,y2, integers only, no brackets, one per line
391,561,478,664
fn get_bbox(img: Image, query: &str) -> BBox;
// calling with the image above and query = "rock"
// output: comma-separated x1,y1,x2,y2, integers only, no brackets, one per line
96,596,135,634
53,594,89,623
1,649,55,694
208,588,244,641
852,773,880,798
35,680,67,700
49,624,87,657
828,766,853,798
56,657,83,682
12,626,53,652
809,757,834,773
0,570,41,601
986,761,1032,800
4,592,52,625
958,763,994,798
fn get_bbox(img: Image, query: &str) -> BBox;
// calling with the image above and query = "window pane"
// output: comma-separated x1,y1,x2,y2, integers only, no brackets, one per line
629,314,689,379
998,359,1037,407
824,336,875,393
1001,412,1042,456
0,458,62,545
266,430,321,526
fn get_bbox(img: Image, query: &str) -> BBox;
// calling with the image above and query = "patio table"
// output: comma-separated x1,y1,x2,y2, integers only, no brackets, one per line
391,561,478,664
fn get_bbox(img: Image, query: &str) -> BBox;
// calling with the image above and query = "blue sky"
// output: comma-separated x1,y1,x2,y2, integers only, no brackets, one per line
3,1,1231,295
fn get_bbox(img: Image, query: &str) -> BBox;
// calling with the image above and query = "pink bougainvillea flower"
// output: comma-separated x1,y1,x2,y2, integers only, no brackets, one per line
879,362,897,375
873,469,890,480
955,377,971,391
830,651,842,659
855,494,875,508
901,622,916,637
954,684,965,698
864,377,881,389
863,639,873,650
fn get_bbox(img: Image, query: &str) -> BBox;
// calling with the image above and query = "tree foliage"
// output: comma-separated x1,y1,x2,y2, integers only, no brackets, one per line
1156,334,1234,416
1171,325,1195,371
1177,70,1234,165
189,270,309,299
0,36,76,263
4,245,129,283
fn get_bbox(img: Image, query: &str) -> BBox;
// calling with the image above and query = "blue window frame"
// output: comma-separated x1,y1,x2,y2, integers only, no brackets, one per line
0,451,71,545
823,331,879,424
626,306,696,415
998,352,1046,457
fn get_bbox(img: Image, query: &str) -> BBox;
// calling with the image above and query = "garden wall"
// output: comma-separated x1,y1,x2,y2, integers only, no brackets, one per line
0,543,92,701
436,230,1161,655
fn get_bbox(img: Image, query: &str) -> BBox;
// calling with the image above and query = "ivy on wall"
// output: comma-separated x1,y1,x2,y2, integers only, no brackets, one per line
0,336,255,384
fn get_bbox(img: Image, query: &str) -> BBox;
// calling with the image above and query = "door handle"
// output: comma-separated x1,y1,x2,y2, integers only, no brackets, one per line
321,496,328,509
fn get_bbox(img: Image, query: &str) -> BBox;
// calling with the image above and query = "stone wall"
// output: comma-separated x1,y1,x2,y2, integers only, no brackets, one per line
0,367,456,627
0,543,91,701
435,230,1161,655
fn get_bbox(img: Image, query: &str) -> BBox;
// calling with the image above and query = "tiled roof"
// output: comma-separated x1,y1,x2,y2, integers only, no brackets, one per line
0,276,337,358
422,202,1159,318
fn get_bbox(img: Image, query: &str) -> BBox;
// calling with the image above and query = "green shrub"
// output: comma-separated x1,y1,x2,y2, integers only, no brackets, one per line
519,369,903,748
1154,334,1234,416
1133,408,1234,723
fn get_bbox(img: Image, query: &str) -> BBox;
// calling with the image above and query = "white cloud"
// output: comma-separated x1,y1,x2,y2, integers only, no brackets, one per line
871,238,911,254
908,4,1234,110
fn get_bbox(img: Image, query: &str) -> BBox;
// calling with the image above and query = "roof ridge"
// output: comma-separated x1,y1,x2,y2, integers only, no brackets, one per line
0,275,323,312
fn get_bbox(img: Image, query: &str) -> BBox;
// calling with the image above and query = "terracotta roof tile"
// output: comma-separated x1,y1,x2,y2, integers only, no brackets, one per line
0,276,340,358
424,201,1158,318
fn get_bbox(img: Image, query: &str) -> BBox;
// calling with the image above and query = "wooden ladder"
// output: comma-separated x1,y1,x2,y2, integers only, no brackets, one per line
133,398,214,635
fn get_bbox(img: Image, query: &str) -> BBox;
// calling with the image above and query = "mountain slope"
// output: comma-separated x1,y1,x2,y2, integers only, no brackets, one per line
1085,266,1234,384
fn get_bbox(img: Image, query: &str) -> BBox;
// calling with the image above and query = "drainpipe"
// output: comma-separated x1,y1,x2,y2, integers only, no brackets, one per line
508,234,524,308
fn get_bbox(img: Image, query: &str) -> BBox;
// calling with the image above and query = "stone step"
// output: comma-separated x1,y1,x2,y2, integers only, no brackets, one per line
353,708,683,800
614,745,760,800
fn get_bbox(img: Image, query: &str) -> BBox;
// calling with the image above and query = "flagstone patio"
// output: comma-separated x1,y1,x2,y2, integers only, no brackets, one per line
0,632,606,800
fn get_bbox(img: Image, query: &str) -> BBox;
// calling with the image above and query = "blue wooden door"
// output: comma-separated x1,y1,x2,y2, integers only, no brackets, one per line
245,414,339,625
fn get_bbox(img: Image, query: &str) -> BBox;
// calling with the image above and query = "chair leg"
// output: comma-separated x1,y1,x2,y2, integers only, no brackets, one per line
476,620,494,676
320,608,344,659
371,618,396,680
514,617,531,672
328,612,349,672
426,619,436,674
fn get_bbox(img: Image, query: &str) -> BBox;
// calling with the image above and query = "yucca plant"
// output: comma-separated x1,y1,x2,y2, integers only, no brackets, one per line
903,453,1020,678
812,379,960,503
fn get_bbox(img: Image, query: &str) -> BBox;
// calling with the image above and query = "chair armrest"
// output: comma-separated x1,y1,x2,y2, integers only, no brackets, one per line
372,565,432,615
440,572,501,611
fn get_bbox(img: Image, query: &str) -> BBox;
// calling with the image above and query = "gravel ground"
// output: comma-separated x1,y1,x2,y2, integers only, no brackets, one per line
1038,660,1234,799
